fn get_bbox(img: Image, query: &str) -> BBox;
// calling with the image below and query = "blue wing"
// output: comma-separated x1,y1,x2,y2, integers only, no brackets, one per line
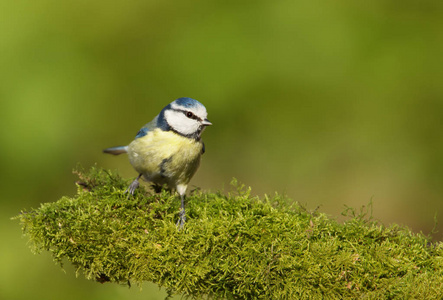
103,115,160,155
135,116,159,139
135,127,150,139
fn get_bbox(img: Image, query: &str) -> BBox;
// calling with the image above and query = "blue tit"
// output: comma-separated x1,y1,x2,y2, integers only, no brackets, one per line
103,97,212,227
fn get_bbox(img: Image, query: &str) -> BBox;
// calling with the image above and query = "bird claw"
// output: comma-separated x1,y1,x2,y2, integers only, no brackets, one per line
124,178,140,197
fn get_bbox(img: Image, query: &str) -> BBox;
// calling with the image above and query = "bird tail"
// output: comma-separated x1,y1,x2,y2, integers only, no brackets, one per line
103,146,128,155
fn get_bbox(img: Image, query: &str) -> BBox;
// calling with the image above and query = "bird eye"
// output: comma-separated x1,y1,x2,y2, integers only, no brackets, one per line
186,111,194,119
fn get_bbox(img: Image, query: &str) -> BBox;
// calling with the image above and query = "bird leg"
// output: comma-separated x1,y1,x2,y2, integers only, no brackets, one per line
125,174,142,196
176,194,186,229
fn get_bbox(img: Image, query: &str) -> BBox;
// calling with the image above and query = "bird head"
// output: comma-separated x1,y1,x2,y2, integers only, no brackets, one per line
160,97,212,139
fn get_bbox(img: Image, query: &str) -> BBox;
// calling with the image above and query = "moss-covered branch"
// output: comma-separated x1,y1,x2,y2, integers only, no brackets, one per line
14,166,443,299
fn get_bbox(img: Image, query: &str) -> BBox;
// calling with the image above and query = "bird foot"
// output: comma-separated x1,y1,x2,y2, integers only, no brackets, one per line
124,178,140,197
176,209,186,229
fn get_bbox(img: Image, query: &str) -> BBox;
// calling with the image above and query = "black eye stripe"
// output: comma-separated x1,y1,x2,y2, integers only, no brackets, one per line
184,110,200,121
171,108,202,121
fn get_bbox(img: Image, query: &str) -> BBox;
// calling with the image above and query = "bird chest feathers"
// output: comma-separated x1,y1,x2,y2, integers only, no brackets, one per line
127,129,203,186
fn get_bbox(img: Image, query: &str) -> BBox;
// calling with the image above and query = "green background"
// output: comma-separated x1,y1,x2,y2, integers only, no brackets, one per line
1,1,442,299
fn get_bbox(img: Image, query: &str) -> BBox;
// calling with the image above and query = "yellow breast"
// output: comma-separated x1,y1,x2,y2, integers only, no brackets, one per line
127,129,203,189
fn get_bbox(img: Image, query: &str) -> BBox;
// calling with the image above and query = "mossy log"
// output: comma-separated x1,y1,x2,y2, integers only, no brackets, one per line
14,166,443,299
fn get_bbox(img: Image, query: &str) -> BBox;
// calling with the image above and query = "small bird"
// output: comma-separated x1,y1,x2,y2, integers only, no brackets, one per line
103,97,212,227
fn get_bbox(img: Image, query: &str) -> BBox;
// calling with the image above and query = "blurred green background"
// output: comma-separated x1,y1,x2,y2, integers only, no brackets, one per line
1,0,442,299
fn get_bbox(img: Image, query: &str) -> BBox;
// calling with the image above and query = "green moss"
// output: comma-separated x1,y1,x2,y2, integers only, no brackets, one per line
14,166,443,299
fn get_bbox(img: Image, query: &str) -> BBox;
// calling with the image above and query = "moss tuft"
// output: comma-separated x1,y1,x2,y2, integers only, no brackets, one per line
14,166,443,299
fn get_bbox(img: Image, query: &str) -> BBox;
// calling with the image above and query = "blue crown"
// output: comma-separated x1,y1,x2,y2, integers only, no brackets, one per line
175,97,204,109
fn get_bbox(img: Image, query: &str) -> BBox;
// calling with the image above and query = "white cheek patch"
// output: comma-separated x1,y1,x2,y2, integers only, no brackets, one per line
164,110,200,136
